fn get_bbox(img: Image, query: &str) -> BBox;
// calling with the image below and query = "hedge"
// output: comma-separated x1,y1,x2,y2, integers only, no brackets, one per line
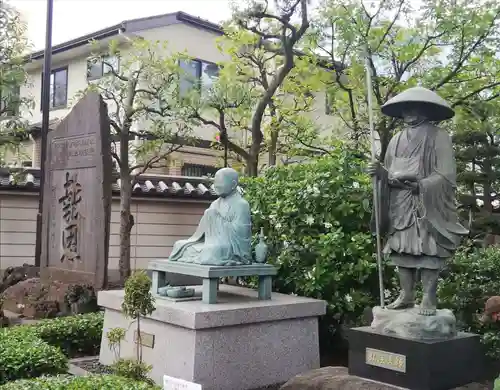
0,331,67,384
242,151,397,356
438,244,500,359
7,312,104,358
0,374,161,389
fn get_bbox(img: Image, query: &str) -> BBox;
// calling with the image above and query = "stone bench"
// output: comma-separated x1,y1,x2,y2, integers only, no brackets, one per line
148,260,277,304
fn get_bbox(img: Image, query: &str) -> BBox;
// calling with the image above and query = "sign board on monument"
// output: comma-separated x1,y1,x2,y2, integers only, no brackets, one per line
163,375,202,390
40,92,112,289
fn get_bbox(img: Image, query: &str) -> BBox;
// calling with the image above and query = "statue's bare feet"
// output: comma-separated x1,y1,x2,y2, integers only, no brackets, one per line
386,293,414,310
418,295,437,316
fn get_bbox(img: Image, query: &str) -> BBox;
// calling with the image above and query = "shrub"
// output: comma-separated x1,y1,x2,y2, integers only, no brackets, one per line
0,330,67,384
110,358,154,385
242,148,397,355
109,271,156,382
0,374,160,389
438,244,500,359
8,312,104,357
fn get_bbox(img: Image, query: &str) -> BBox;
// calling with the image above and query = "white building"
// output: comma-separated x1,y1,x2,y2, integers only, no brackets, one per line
8,11,335,174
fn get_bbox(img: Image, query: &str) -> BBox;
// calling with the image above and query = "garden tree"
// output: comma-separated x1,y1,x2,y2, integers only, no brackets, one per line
241,142,397,356
82,39,193,282
313,0,500,159
0,1,31,166
453,96,500,238
184,0,319,176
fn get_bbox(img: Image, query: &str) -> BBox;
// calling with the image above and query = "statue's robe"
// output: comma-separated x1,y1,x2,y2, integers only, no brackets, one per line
375,123,468,269
169,192,252,266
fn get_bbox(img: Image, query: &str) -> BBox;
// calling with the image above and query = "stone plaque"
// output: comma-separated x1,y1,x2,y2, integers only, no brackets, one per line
163,375,202,390
40,92,112,289
365,347,406,373
134,330,155,349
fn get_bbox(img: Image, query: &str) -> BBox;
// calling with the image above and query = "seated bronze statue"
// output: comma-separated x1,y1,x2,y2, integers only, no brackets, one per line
169,167,252,266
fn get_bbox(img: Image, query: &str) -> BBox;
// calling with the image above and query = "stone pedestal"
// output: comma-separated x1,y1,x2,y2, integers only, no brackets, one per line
98,285,326,390
348,327,485,390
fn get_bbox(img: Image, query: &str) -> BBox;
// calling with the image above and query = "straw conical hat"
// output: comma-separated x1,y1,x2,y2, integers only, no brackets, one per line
381,86,454,121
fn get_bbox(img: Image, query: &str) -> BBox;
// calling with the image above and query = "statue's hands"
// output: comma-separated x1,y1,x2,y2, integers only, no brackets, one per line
366,161,383,177
389,179,419,194
404,180,419,194
391,171,417,182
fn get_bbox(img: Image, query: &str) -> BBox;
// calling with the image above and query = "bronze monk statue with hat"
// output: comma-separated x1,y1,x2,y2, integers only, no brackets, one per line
367,86,469,318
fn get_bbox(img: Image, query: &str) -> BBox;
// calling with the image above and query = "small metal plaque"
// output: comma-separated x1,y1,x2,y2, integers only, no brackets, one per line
365,347,406,373
134,331,155,349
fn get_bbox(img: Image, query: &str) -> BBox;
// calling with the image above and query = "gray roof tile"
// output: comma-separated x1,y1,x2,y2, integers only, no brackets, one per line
0,168,216,200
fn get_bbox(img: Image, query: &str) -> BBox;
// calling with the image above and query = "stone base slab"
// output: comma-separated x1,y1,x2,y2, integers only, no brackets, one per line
98,285,326,390
348,327,485,390
280,367,489,390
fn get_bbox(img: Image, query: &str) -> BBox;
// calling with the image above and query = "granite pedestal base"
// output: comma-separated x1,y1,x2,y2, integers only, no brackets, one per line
348,327,485,390
148,260,277,304
98,285,326,390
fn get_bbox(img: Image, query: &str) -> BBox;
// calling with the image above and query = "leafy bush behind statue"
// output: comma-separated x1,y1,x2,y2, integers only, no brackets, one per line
242,142,500,359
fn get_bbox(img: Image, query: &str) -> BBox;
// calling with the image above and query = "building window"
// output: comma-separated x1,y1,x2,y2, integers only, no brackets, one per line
0,86,21,117
41,67,68,110
179,59,219,97
87,55,119,80
181,163,218,177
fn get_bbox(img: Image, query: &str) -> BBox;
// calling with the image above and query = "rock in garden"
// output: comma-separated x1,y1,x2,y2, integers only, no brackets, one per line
1,277,72,318
0,264,39,294
280,367,491,390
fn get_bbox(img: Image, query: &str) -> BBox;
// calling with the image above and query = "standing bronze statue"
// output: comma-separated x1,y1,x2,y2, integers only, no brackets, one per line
368,87,469,317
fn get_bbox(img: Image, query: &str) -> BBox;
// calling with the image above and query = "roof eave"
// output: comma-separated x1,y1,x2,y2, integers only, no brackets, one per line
176,11,223,35
28,23,125,61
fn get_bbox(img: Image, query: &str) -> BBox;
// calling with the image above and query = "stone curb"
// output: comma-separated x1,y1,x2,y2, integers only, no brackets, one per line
68,356,99,377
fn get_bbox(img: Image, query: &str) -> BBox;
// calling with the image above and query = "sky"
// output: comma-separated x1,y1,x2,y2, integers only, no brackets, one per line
11,0,234,51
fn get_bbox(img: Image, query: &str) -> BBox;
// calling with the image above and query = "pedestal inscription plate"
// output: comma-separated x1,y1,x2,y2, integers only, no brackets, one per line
348,327,485,390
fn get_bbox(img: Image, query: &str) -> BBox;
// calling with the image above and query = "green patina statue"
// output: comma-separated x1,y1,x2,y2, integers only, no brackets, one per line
168,167,253,266
368,86,469,317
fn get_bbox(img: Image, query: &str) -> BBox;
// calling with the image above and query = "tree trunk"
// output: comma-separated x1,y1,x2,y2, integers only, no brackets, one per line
119,172,133,284
246,137,261,176
268,129,278,167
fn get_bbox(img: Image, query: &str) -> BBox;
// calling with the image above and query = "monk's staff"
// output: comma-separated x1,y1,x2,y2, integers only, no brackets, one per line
364,50,385,308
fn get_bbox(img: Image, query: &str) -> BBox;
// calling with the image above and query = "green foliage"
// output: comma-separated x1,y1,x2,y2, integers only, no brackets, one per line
0,330,67,384
453,98,500,236
7,312,104,358
116,270,156,382
122,271,155,320
110,358,154,386
81,38,194,175
313,0,500,156
184,0,318,175
107,327,126,361
438,244,500,358
242,144,397,351
79,38,196,283
0,374,160,389
0,1,33,166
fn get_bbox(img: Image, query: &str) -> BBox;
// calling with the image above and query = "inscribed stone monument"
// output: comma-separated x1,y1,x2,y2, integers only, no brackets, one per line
40,92,112,289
